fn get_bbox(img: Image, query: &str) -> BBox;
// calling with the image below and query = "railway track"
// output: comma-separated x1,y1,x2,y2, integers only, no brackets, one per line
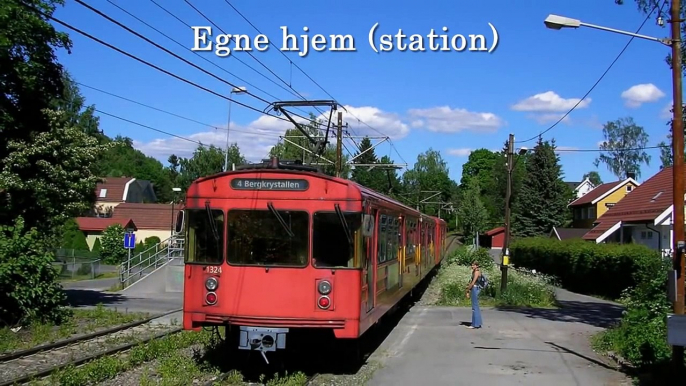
0,308,183,386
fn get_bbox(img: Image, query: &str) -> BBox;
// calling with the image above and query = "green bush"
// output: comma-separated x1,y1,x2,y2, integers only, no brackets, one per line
510,237,661,299
592,256,672,371
0,217,70,327
91,237,102,254
100,224,126,265
447,245,495,269
436,263,557,308
144,236,161,247
60,218,90,252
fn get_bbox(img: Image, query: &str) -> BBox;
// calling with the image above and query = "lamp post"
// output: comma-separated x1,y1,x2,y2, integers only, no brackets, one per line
544,6,685,370
224,86,247,172
501,133,529,292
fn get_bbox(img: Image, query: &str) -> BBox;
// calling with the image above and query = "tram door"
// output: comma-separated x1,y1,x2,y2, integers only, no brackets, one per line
362,209,376,313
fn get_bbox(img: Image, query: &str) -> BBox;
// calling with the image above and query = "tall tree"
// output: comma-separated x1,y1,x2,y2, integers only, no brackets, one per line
583,171,603,185
174,144,246,192
350,136,396,193
457,177,488,242
513,137,572,237
482,142,529,224
594,117,651,179
401,149,454,217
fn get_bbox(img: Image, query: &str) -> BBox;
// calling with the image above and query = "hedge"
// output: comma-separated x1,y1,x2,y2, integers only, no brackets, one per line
510,237,663,299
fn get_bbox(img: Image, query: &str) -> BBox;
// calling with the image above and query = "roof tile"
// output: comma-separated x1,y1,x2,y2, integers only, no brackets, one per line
583,166,675,240
111,203,183,230
95,177,134,203
76,217,136,232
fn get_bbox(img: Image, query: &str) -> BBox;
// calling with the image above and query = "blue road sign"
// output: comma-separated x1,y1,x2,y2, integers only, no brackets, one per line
124,233,136,249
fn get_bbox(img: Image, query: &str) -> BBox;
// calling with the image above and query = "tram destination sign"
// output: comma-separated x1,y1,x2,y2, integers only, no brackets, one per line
230,178,309,191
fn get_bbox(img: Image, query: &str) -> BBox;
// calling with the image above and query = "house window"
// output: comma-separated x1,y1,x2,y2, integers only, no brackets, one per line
640,231,653,240
586,207,594,219
626,185,633,192
99,188,107,198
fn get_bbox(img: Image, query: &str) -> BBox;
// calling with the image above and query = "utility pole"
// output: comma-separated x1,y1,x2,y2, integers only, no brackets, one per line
501,133,514,292
335,111,343,177
670,0,685,371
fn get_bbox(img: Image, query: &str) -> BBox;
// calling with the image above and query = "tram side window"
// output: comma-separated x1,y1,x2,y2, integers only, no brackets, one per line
226,209,309,267
387,219,398,261
185,209,224,264
313,212,362,268
378,215,387,263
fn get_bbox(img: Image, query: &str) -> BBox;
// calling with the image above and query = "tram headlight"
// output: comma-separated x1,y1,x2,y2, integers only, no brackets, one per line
205,277,218,291
317,280,331,295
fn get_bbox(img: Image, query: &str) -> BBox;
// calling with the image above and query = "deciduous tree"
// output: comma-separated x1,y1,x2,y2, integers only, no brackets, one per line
594,117,651,179
401,149,454,217
174,144,246,192
457,178,489,243
583,171,603,186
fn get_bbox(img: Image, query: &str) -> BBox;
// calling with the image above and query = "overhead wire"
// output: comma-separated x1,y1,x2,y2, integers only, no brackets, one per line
95,109,204,145
103,0,281,103
516,0,666,144
78,82,282,139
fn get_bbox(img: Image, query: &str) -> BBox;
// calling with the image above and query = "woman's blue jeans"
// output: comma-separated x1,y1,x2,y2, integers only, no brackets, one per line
471,286,482,328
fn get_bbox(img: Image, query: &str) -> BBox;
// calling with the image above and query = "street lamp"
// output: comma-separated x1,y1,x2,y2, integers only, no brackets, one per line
501,134,531,292
171,187,181,237
224,86,248,172
543,6,685,370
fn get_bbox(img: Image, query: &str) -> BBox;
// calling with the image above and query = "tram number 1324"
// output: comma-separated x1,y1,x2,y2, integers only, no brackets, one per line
206,266,222,274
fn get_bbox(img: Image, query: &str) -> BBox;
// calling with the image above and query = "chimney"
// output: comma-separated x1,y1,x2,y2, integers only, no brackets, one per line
626,172,636,180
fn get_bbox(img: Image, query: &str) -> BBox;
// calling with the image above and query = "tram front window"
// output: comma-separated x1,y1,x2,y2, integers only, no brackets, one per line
185,208,224,264
227,209,309,267
313,211,362,268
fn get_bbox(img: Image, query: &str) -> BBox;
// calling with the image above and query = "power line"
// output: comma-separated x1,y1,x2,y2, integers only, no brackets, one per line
75,0,273,104
79,82,282,139
95,109,203,145
556,144,666,152
104,0,280,102
517,0,665,143
145,0,304,102
222,0,338,103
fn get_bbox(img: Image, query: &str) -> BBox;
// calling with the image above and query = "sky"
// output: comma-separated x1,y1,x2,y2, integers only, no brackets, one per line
52,0,678,184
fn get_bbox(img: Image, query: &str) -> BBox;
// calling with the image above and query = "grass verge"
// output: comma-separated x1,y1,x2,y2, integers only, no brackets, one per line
59,271,119,283
45,329,210,386
0,304,150,353
435,252,557,308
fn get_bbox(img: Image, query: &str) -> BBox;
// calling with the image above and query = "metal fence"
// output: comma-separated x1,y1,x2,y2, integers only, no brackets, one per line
53,250,118,280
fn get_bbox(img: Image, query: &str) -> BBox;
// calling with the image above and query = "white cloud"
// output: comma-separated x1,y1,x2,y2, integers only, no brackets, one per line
407,106,505,133
335,105,409,139
621,83,665,108
511,91,591,112
132,105,411,162
447,148,472,156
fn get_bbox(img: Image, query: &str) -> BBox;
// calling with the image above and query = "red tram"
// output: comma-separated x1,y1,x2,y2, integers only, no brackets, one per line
180,158,447,359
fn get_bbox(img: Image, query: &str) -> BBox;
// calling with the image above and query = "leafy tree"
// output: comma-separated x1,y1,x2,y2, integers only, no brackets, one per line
268,113,350,177
401,149,454,217
91,237,102,254
51,71,102,139
95,136,174,202
457,178,488,242
460,149,499,187
0,109,110,238
100,224,126,265
583,171,603,186
1,0,71,163
594,117,651,179
0,217,70,327
513,137,571,237
174,143,246,192
482,143,528,224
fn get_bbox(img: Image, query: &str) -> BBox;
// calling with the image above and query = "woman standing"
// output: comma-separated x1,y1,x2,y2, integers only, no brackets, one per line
466,261,482,329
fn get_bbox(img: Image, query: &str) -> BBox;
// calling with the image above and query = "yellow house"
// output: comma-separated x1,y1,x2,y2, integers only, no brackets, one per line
568,177,640,228
76,217,138,250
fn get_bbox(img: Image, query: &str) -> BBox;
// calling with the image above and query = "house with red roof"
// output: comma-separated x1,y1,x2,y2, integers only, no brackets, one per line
76,217,138,250
110,203,183,243
93,177,157,216
568,176,640,229
582,167,677,254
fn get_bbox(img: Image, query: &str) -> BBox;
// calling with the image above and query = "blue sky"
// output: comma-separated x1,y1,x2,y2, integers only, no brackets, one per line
53,0,675,184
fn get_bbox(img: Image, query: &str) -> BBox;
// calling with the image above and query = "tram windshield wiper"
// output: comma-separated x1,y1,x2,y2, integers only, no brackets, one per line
334,204,353,247
267,202,294,237
205,201,220,241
